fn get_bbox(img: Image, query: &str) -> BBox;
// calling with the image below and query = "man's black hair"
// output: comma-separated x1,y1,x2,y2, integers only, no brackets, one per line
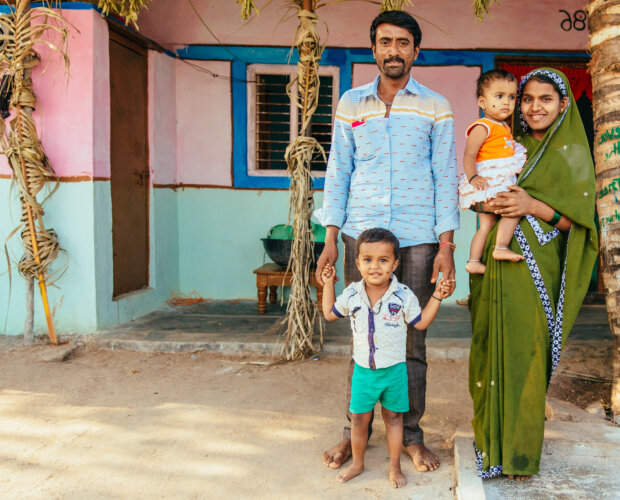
476,69,517,97
356,228,400,259
370,10,422,48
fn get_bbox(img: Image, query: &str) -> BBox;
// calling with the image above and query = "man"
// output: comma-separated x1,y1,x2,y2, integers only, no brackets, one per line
316,10,459,473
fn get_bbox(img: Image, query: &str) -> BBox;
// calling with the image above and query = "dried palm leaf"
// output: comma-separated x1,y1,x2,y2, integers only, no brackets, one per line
237,0,259,20
472,0,498,21
379,0,413,11
97,0,152,28
0,1,71,342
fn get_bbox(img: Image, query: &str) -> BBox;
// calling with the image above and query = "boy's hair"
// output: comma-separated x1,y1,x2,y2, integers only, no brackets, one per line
356,228,400,259
370,10,422,48
476,69,517,97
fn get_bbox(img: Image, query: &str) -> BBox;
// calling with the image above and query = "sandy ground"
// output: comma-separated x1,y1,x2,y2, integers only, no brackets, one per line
0,342,472,499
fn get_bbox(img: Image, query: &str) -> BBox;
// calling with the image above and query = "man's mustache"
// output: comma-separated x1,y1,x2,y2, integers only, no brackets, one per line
384,57,405,65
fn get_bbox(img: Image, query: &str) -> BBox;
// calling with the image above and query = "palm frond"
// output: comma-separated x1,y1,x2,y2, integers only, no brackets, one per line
97,0,152,29
379,0,413,11
472,0,498,21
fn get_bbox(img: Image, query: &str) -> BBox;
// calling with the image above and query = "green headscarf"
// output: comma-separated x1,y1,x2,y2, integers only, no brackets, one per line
469,68,598,478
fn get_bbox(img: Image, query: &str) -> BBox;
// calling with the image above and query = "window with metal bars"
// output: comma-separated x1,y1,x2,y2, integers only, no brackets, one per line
247,64,339,176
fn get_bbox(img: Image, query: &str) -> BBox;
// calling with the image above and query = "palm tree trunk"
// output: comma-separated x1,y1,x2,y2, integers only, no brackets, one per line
586,0,620,418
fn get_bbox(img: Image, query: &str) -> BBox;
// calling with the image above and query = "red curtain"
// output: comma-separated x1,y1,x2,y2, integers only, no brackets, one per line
500,63,592,101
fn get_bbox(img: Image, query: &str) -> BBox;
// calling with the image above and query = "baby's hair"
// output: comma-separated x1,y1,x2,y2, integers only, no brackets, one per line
356,228,400,259
476,69,517,97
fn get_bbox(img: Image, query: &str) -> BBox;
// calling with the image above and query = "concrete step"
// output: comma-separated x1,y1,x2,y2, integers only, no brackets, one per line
453,407,620,500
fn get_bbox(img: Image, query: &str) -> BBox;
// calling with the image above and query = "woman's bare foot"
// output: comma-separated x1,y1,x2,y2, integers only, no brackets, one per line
466,260,486,274
337,461,364,483
322,438,351,469
507,474,532,481
389,464,407,488
492,247,525,262
403,443,440,472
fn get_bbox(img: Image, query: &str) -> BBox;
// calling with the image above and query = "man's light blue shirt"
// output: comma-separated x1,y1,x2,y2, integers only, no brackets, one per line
320,75,459,246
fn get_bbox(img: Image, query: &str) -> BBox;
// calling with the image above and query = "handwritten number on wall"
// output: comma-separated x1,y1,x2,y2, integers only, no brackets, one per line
559,9,588,31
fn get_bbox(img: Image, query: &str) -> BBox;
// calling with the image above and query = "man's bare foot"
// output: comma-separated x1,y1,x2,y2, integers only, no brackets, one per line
322,439,352,469
492,247,525,262
403,443,440,472
507,474,532,481
389,464,407,488
466,260,486,274
337,462,364,483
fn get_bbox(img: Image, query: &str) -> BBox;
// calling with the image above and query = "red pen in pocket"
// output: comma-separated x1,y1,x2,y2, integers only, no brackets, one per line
352,118,366,128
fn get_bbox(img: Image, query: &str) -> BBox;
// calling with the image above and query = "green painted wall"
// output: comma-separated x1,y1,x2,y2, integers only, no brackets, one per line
177,188,475,302
0,179,98,335
0,180,180,336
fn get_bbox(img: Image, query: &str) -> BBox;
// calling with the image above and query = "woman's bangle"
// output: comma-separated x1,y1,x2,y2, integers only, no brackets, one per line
469,174,479,183
439,241,456,251
547,211,562,226
431,295,442,302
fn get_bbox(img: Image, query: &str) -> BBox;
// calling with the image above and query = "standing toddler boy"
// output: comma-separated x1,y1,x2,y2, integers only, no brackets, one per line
321,228,449,488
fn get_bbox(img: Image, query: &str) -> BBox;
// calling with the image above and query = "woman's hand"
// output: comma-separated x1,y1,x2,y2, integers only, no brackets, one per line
488,186,537,217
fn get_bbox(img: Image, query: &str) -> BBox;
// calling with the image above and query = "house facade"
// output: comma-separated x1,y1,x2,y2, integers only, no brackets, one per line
0,1,593,335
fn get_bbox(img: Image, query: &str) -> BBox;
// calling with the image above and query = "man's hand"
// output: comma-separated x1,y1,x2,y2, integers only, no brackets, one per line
315,226,340,286
431,235,456,297
320,264,337,284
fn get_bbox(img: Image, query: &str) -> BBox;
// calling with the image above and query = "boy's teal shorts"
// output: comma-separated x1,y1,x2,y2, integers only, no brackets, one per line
349,362,409,414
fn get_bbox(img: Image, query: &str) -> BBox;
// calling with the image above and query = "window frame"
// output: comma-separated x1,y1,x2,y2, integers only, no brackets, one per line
246,63,340,178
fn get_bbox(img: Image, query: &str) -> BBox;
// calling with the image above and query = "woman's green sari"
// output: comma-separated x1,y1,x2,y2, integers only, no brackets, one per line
469,68,598,477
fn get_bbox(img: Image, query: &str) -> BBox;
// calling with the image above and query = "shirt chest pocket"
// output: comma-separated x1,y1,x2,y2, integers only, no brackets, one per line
353,121,385,161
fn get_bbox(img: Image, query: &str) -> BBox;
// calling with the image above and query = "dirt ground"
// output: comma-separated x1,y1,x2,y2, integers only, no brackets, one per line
0,337,612,499
0,342,471,499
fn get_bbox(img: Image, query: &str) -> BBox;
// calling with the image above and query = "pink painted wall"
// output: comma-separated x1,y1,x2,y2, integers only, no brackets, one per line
138,0,588,52
0,10,104,179
175,60,232,186
353,64,480,176
149,52,177,185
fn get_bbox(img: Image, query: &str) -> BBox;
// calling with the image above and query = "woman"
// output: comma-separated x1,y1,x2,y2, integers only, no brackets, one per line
469,68,598,479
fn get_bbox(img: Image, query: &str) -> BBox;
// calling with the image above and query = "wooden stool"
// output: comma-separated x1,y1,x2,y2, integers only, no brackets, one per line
253,263,323,314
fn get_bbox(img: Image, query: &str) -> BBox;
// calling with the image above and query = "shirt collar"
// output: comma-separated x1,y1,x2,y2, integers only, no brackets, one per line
353,275,400,311
361,75,419,99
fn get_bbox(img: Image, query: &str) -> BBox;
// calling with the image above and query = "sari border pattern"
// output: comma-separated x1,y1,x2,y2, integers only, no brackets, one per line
526,215,560,246
515,224,570,375
474,442,503,478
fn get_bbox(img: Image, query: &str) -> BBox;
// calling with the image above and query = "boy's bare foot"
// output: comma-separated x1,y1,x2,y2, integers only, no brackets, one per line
337,462,364,483
389,464,407,488
465,260,486,274
508,474,532,481
322,439,351,469
403,443,440,472
492,247,525,262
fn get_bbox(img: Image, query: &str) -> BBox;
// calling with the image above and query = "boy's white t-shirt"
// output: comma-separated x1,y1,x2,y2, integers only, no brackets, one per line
332,275,422,369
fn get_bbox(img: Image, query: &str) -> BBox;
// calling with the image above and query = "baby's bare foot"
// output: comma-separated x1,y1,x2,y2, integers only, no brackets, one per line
466,260,486,274
389,465,407,488
337,462,364,483
492,247,525,262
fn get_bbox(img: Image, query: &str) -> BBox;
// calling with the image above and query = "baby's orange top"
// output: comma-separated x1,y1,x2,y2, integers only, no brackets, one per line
466,117,515,162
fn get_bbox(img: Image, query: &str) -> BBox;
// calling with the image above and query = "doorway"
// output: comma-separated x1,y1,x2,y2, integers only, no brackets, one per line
109,30,150,297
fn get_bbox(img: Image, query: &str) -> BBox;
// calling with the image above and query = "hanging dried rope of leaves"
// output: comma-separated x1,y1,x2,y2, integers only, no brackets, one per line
379,0,413,12
0,4,70,282
274,8,325,360
97,0,152,28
